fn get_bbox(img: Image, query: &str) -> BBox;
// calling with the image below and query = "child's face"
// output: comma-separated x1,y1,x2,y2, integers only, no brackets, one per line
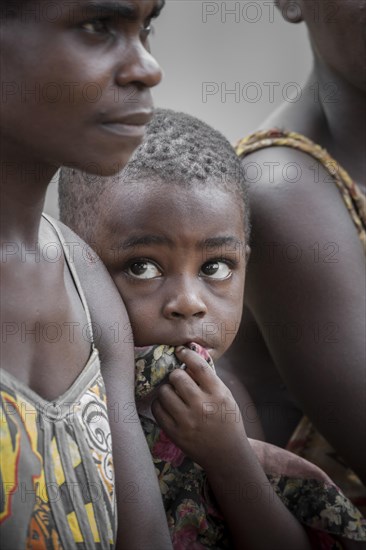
98,183,247,362
0,0,163,175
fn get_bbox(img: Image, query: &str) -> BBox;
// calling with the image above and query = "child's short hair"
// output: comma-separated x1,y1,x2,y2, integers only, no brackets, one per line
59,108,250,242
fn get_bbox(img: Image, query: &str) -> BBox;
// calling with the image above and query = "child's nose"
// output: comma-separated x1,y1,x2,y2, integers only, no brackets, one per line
163,279,208,320
115,40,162,89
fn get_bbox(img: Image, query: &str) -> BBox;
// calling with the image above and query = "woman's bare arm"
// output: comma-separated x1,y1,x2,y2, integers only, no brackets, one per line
239,147,366,483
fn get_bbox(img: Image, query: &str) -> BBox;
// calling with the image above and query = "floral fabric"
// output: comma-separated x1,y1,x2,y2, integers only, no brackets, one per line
135,344,214,400
135,345,366,549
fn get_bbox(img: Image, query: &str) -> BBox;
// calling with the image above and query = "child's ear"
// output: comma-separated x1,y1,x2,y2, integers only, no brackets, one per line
275,0,303,23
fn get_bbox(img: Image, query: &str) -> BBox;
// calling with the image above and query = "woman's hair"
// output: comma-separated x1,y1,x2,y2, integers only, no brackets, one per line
1,1,31,19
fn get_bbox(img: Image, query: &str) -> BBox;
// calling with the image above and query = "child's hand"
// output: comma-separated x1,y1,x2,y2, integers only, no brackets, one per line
153,348,316,550
151,346,248,471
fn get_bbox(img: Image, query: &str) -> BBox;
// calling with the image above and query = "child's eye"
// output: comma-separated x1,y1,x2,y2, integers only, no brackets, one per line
126,260,162,280
81,19,111,35
200,261,232,280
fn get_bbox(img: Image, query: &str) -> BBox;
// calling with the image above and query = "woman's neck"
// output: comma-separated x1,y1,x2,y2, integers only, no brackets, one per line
312,58,366,183
263,59,366,189
0,142,58,243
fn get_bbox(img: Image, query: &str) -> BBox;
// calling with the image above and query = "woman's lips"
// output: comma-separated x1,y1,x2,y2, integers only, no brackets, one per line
100,111,153,138
100,121,147,138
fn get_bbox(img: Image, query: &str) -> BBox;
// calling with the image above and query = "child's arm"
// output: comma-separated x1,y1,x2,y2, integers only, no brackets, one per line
61,224,172,550
152,347,312,550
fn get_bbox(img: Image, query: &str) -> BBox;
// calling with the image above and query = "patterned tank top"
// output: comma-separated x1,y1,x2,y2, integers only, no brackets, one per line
0,214,116,549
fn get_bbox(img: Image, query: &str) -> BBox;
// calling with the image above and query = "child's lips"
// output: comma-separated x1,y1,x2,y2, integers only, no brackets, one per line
183,339,210,349
184,341,214,360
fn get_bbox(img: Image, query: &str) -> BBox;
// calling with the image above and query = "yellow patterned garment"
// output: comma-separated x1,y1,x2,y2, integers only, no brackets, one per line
0,215,116,549
235,129,366,515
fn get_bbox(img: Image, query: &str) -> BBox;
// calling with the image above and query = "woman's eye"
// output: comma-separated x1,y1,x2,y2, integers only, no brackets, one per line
127,261,161,280
141,19,154,39
81,19,110,34
200,261,232,280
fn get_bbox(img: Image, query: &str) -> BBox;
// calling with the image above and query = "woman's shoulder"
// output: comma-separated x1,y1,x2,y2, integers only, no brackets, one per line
236,128,343,195
48,218,133,370
236,129,365,250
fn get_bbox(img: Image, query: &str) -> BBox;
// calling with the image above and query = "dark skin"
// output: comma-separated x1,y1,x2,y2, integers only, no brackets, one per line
97,184,247,362
1,1,172,548
90,181,314,550
219,0,366,482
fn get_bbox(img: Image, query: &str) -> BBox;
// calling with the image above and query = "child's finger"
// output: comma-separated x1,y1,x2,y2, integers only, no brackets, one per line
168,368,201,405
151,397,177,433
155,381,188,419
175,347,217,391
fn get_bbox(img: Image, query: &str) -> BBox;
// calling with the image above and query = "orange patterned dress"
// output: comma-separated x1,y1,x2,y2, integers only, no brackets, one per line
0,215,116,549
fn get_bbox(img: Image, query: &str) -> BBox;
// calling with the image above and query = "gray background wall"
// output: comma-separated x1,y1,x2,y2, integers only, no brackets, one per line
45,0,312,217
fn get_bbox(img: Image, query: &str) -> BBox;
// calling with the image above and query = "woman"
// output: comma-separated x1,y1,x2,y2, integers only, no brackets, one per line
220,0,366,510
0,1,172,548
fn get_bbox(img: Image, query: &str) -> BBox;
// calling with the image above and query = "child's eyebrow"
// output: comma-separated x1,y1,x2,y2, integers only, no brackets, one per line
120,235,244,250
122,234,173,249
200,236,244,249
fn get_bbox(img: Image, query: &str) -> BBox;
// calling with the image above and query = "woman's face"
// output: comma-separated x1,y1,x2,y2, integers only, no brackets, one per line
0,0,164,175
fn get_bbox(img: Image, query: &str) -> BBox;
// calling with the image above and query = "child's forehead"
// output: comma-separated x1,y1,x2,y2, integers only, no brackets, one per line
102,179,246,238
108,178,243,216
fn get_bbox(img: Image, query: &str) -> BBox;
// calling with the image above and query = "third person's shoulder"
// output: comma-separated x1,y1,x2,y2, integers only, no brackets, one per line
240,146,360,248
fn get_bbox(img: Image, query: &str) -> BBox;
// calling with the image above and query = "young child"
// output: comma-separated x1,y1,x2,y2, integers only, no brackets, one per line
59,109,366,549
0,2,172,549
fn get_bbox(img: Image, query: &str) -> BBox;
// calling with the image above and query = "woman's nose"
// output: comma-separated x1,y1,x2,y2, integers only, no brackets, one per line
116,40,163,89
163,279,208,320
